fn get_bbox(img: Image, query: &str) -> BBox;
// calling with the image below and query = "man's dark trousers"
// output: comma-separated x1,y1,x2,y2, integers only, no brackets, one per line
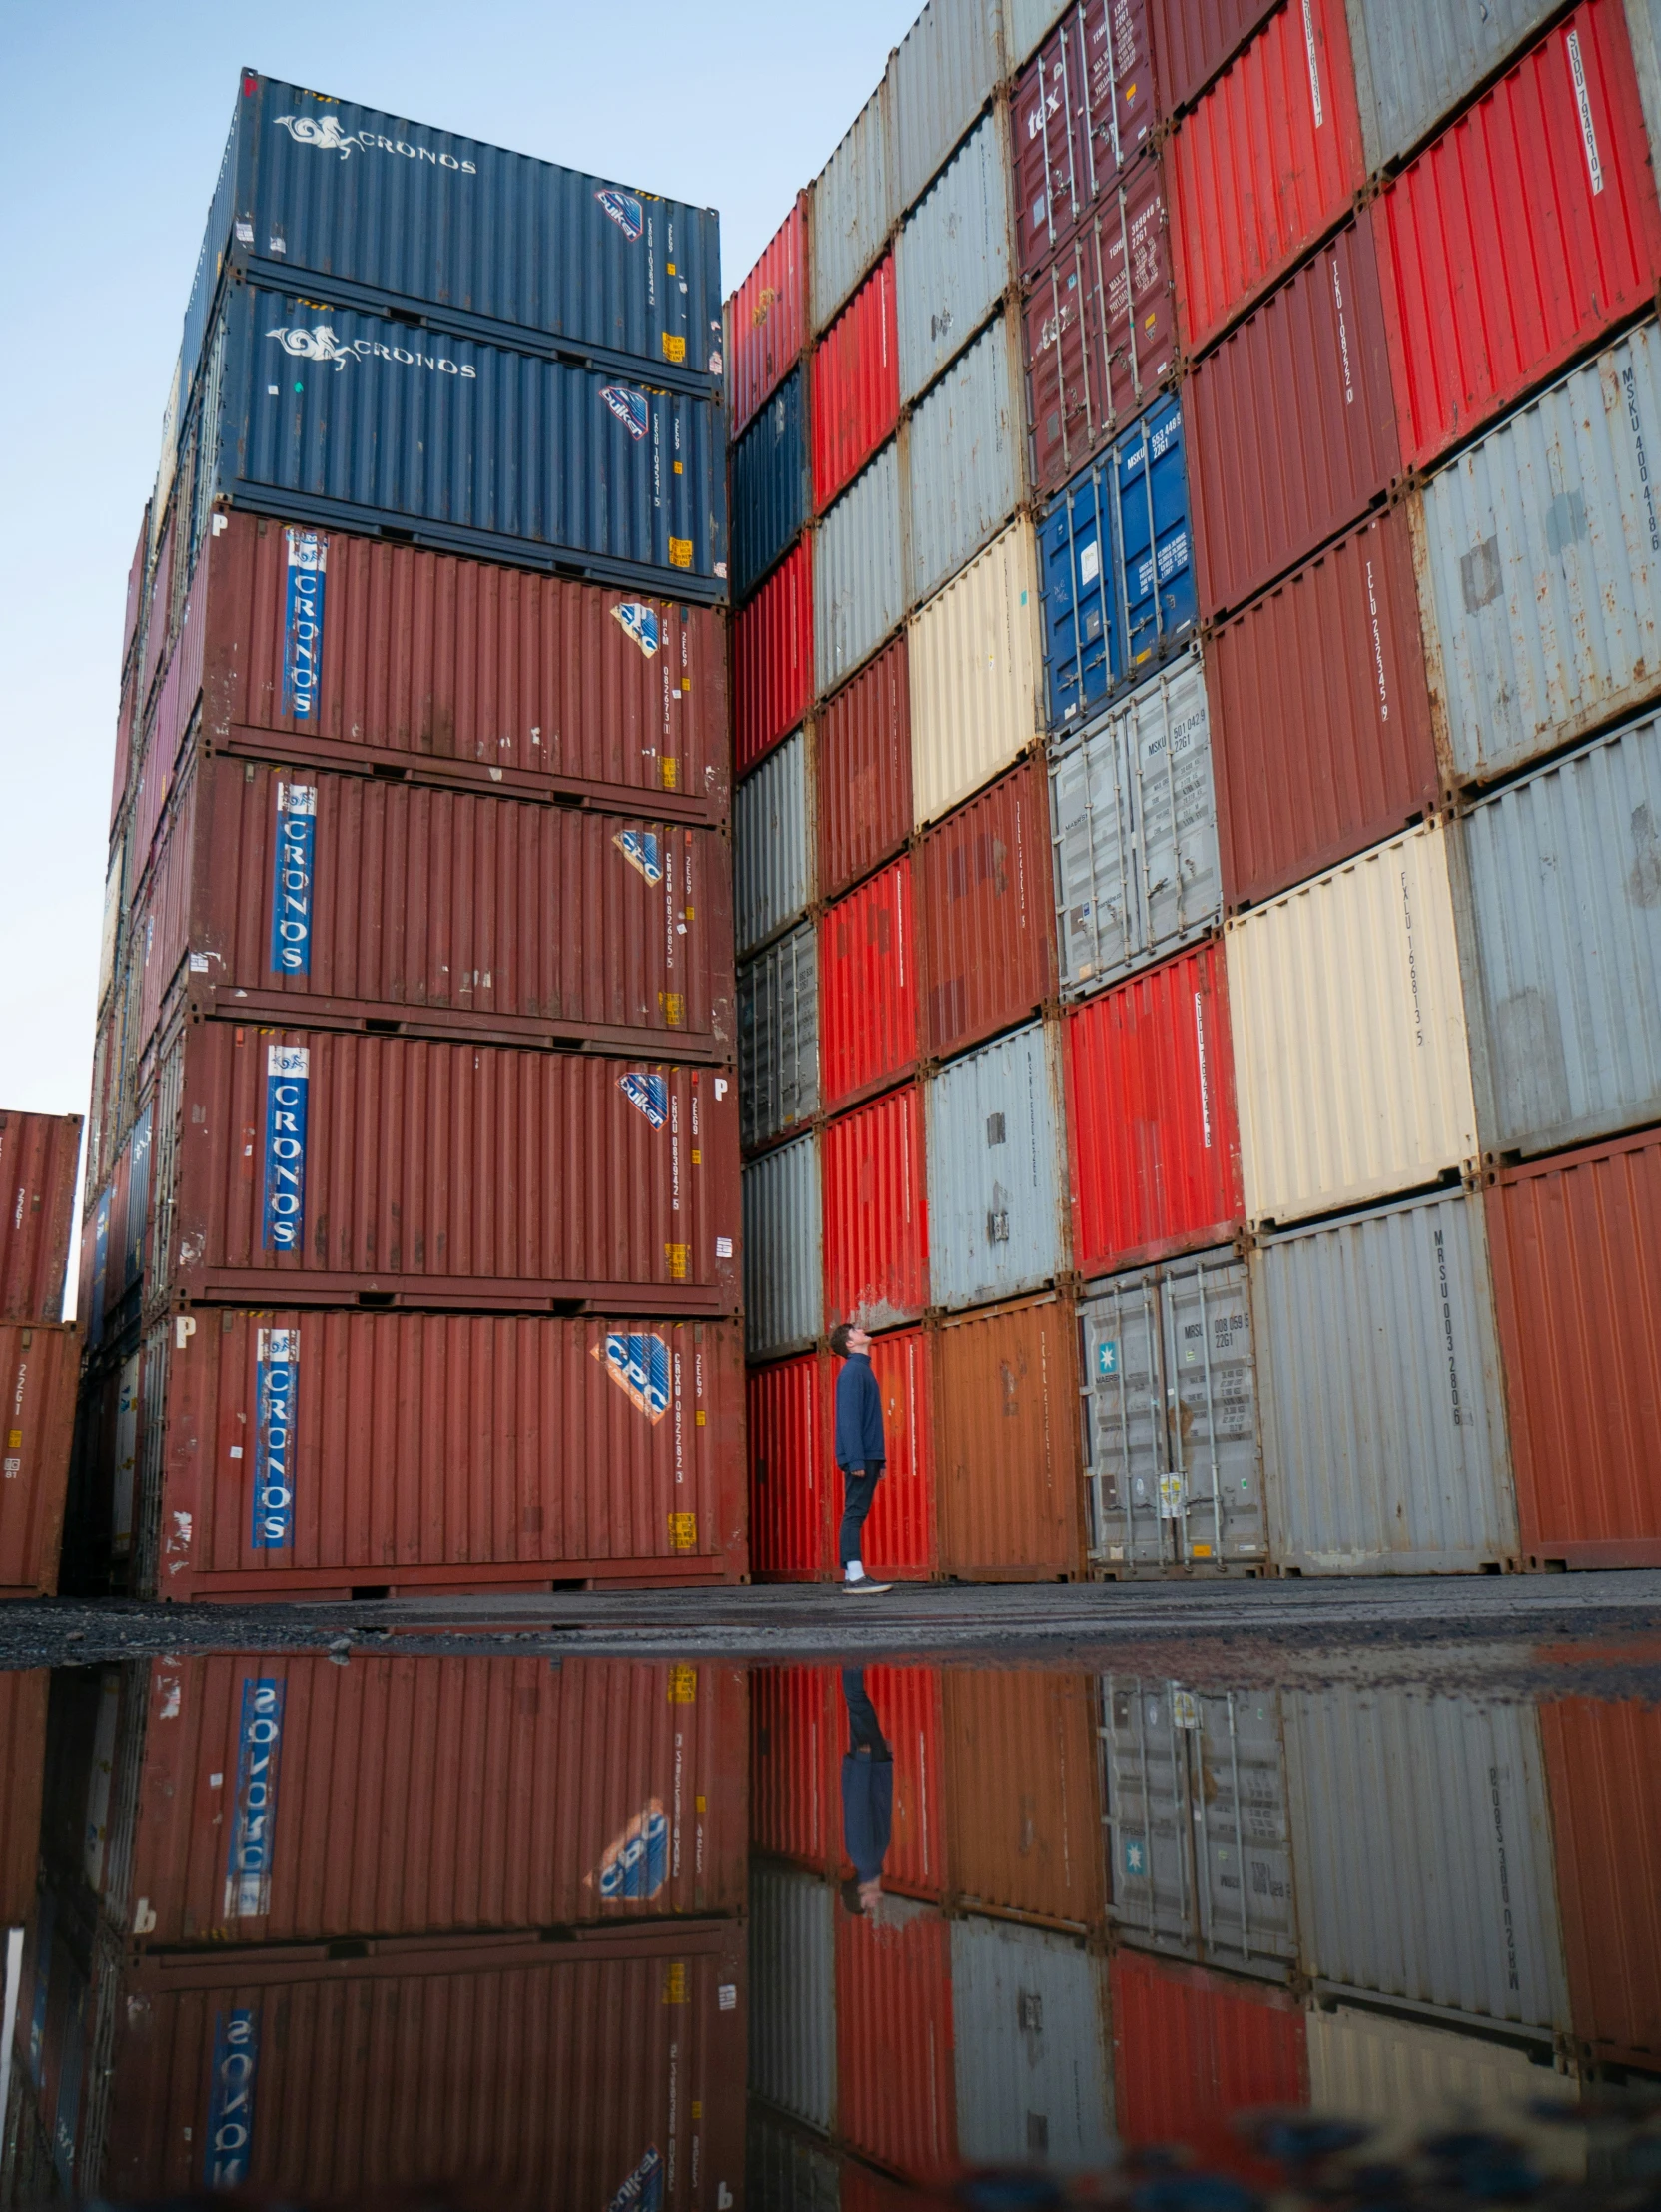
839,1465,883,1567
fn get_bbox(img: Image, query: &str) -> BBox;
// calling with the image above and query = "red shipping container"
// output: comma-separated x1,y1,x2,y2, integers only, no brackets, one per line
1539,1696,1661,2072
132,754,733,1062
844,1325,936,1579
1372,0,1661,473
835,1893,956,2180
1169,0,1365,359
112,1653,746,1943
818,635,912,901
749,1353,831,1580
150,1024,738,1315
0,1323,78,1598
128,1308,744,1600
751,1665,837,1867
935,1294,1083,1580
1149,0,1278,116
1189,217,1399,619
1023,154,1179,499
812,255,900,514
1486,1129,1661,1570
1209,506,1439,911
1011,0,1161,281
0,1669,46,1926
835,1665,946,1900
735,538,814,775
918,758,1055,1061
1064,941,1243,1276
822,1085,930,1332
820,857,919,1112
943,1671,1104,1925
0,1111,82,1322
728,196,808,437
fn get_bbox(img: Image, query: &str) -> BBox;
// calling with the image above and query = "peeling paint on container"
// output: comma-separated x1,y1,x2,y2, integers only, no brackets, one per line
928,1021,1067,1311
919,757,1055,1058
819,635,913,900
0,1113,81,1324
1012,0,1161,279
729,196,809,438
909,520,1043,829
898,117,1012,404
736,730,814,959
935,1292,1084,1580
736,539,814,778
814,86,896,335
744,1136,823,1361
822,1085,930,1333
748,1352,829,1578
819,859,919,1114
814,256,901,513
888,0,1004,218
740,925,819,1154
817,444,906,697
908,318,1027,607
950,1919,1114,2172
752,1862,837,2131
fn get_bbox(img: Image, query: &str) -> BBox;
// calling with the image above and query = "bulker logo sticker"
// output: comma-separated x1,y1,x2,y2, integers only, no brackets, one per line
601,384,651,441
596,188,645,242
268,326,478,378
272,113,478,172
605,2146,664,2212
593,1802,670,1900
594,1331,673,1424
612,601,659,658
619,1071,668,1129
224,1677,286,1919
281,529,326,720
204,2008,262,2189
252,1328,298,1550
262,1046,309,1251
614,829,663,886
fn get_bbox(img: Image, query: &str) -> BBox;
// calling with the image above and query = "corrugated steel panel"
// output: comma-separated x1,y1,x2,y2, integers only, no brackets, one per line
835,1893,956,2180
1080,1249,1269,1572
740,926,819,1154
1347,0,1574,176
819,859,919,1113
1013,1,1160,279
1169,0,1366,358
1189,218,1399,620
818,636,912,900
943,1671,1103,1921
1486,1127,1661,1568
751,1863,837,2131
897,118,1012,404
888,0,1004,218
749,1353,830,1578
1023,155,1179,500
1009,0,1074,70
1374,0,1661,473
748,2110,844,2210
1282,1685,1567,2027
821,1087,930,1332
909,316,1026,606
732,367,810,603
852,1331,937,1578
1305,2004,1585,2157
1064,942,1243,1278
1112,1951,1308,2180
1210,506,1439,913
1414,320,1661,789
816,444,905,697
1039,394,1195,731
1458,713,1661,1158
813,256,901,514
910,521,1043,829
919,757,1055,1057
1633,0,1661,164
0,1670,46,1927
935,1292,1084,1577
950,1919,1114,2170
0,1113,81,1324
730,197,810,437
744,1137,823,1359
1148,0,1281,115
814,86,896,335
1255,1187,1517,1573
927,1021,1066,1310
1051,647,1220,995
752,1666,837,1866
0,1324,77,1597
1102,1676,1292,1967
835,1666,946,1898
736,731,814,959
1540,1695,1661,2072
1227,820,1477,1226
737,539,815,778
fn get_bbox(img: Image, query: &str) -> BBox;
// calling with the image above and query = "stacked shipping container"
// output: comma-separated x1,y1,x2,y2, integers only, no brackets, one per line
0,1114,82,1596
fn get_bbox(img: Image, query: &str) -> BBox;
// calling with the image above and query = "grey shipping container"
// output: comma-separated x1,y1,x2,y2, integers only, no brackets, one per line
897,116,1013,404
813,84,895,334
816,442,906,695
1254,1189,1518,1575
1078,1249,1269,1573
949,1917,1115,2171
1345,0,1565,175
747,2112,843,2212
1413,317,1661,790
1282,1685,1570,2031
736,731,814,958
743,1136,823,1359
740,926,820,1153
1456,709,1661,1159
927,1020,1066,1310
750,1863,837,2134
732,366,811,602
889,0,1005,218
1007,0,1074,69
1101,1677,1295,1975
1050,647,1221,998
908,314,1026,606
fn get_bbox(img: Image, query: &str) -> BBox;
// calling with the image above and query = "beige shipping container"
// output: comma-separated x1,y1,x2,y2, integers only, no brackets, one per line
909,518,1043,828
1226,820,1478,1227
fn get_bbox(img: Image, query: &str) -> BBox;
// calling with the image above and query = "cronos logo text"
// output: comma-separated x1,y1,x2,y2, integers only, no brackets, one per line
267,326,478,378
272,112,477,171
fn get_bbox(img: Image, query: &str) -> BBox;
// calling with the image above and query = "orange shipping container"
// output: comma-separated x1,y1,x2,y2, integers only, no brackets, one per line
0,1669,46,1926
934,1294,1084,1581
0,1112,81,1323
943,1670,1104,1927
0,1323,79,1598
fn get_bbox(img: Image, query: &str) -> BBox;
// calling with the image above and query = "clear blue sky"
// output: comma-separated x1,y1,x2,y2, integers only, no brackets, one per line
0,0,915,1132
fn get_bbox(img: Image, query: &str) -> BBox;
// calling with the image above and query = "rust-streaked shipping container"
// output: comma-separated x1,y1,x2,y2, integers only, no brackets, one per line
749,1352,831,1581
1209,506,1439,912
1063,941,1243,1278
1373,0,1661,473
819,859,920,1113
1149,0,1279,115
150,1024,738,1314
1169,0,1365,359
729,196,809,438
822,1085,931,1332
813,254,901,514
0,1111,81,1323
125,1308,745,1599
836,1893,956,2180
918,758,1055,1061
832,1327,937,1580
1486,1129,1661,1570
817,635,912,901
943,1672,1104,1926
752,1666,837,1867
1011,0,1161,280
0,1669,46,1926
935,1293,1084,1580
1188,218,1399,619
0,1323,78,1598
735,538,814,777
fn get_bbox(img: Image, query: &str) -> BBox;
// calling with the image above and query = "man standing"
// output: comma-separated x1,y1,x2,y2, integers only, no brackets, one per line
829,1321,891,1593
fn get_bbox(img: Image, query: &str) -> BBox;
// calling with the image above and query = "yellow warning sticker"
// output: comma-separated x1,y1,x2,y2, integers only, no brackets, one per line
668,1661,697,1701
662,333,687,363
669,1513,698,1553
661,756,679,789
661,992,686,1028
695,1409,706,1426
665,1242,689,1280
6,1430,20,1450
668,537,693,569
663,1962,688,2003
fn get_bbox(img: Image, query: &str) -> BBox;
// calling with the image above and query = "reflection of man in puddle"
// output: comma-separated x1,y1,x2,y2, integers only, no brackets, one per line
839,1667,893,1920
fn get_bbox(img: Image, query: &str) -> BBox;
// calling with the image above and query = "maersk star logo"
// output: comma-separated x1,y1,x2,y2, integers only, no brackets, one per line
1124,1837,1147,1877
267,325,357,371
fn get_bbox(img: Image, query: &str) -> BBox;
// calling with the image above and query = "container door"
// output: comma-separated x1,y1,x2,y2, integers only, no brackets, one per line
1051,717,1137,992
1131,652,1220,972
1102,1675,1198,1954
1117,399,1195,684
1078,1270,1171,1567
1159,1252,1266,1571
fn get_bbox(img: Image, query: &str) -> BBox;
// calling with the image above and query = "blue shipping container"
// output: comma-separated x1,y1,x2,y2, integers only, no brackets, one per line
730,365,809,603
1038,397,1196,733
177,70,722,418
189,281,726,600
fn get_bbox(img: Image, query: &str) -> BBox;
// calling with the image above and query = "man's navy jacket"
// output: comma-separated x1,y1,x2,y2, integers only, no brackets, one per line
834,1351,886,1471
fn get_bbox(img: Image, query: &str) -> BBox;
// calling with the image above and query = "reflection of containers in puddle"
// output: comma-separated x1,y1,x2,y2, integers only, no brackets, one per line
951,1915,1114,2172
835,1888,955,2181
943,1670,1102,1927
0,1669,47,1927
751,1665,837,1869
750,1861,836,2135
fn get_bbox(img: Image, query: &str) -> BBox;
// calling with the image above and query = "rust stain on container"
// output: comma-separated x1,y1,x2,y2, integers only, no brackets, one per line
817,636,912,903
0,1669,47,1925
0,1322,78,1596
0,1111,82,1322
918,757,1055,1061
935,1292,1083,1580
943,1670,1104,1925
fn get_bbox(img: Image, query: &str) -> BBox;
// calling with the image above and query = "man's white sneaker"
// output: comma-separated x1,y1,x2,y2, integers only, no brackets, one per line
840,1577,893,1593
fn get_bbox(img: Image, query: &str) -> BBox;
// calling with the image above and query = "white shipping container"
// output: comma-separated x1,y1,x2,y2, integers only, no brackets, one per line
908,314,1026,607
1345,0,1564,173
909,519,1044,826
736,731,814,958
815,442,906,698
743,1136,823,1360
888,0,1004,218
812,83,895,334
750,1863,837,2134
950,1916,1115,2171
927,1020,1066,1310
896,115,1012,403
